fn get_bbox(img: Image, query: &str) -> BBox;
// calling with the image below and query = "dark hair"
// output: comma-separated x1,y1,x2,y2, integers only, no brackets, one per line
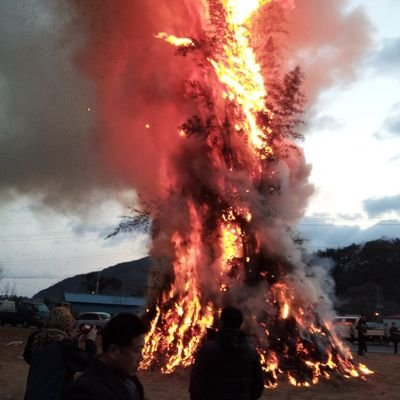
220,306,243,329
102,313,148,352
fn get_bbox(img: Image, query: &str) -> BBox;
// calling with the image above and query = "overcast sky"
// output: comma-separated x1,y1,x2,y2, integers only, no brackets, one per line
298,0,400,249
1,0,399,296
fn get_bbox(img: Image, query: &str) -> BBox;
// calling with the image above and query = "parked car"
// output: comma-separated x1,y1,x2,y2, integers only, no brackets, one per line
76,312,111,333
0,300,49,327
364,322,386,344
333,315,360,340
333,315,385,343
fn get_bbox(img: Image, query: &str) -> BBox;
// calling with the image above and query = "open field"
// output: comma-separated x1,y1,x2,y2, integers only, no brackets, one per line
1,326,400,400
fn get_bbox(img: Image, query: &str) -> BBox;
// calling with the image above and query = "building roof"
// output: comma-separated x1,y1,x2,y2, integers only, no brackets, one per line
384,315,400,319
64,292,146,307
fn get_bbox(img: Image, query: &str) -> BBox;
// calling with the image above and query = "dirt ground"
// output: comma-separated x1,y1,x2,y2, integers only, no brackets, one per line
1,326,400,400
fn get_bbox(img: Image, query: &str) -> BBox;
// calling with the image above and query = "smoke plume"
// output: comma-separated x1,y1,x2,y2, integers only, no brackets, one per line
0,0,371,212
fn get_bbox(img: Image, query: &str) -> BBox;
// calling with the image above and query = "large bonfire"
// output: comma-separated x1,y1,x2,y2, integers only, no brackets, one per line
128,0,373,387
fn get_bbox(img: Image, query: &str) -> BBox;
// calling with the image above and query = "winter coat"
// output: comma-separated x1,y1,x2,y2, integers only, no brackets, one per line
24,330,96,400
389,326,399,341
65,358,144,400
189,328,264,400
357,320,367,337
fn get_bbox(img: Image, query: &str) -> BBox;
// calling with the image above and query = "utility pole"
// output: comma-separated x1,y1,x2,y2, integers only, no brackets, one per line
95,269,100,295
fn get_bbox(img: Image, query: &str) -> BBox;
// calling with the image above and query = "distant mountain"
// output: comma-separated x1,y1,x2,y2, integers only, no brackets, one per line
317,238,400,316
34,238,400,317
33,257,152,301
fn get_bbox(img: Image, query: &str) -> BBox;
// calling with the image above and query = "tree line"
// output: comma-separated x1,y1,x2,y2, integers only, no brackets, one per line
317,238,400,317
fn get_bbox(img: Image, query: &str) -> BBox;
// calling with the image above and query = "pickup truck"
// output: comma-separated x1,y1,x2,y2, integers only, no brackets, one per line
333,316,386,344
363,322,386,344
0,300,49,328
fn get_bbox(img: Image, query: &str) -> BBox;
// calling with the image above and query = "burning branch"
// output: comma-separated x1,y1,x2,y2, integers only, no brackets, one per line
134,0,374,387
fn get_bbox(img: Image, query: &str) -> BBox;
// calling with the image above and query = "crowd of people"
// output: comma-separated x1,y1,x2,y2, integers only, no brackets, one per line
22,305,264,400
22,305,400,400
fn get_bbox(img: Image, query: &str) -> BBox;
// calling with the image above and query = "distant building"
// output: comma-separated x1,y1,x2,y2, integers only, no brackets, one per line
64,292,146,316
384,315,400,326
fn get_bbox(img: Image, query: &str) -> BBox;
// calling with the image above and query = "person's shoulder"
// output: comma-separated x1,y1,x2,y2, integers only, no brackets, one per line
199,339,220,351
249,344,260,361
242,340,259,359
69,364,99,391
195,339,221,359
65,372,93,400
25,329,42,346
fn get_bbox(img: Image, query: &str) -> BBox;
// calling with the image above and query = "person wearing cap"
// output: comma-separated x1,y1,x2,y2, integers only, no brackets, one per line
189,306,264,400
23,306,97,400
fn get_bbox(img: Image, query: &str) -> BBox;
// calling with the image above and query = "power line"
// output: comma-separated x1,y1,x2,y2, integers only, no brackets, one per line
0,234,107,242
298,223,400,227
1,217,399,236
0,251,138,265
0,232,139,242
3,275,69,280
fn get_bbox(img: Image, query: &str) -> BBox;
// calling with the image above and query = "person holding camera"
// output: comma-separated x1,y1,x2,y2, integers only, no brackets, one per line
66,313,148,400
23,307,97,400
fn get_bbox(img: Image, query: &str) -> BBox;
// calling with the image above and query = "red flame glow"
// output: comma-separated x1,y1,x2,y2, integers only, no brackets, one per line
128,0,373,387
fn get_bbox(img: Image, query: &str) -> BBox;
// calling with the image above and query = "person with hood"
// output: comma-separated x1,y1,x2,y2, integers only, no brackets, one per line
65,313,148,400
23,306,97,400
189,306,264,400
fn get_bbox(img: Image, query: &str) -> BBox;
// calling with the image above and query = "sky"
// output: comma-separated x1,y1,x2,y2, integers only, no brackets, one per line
298,0,400,249
0,0,399,297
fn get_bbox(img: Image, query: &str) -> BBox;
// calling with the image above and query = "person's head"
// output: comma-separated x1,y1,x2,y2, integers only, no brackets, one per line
392,322,396,326
45,306,75,335
219,306,243,330
102,313,148,376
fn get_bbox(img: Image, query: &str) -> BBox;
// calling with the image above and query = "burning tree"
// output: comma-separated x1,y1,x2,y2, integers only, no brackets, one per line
106,0,372,387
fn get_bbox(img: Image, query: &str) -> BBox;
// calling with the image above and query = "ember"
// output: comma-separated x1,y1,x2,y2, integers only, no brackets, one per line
136,0,372,387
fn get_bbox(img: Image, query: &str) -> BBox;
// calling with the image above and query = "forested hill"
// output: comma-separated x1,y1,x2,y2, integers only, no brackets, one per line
317,238,400,316
33,239,400,316
33,257,152,300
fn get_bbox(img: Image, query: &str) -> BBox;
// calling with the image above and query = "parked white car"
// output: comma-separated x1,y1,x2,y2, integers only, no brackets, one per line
333,315,360,340
333,315,386,343
76,312,111,333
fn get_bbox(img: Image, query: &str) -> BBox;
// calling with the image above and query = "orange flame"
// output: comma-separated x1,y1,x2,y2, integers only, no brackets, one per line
155,32,195,47
139,0,374,387
140,203,214,373
281,303,289,319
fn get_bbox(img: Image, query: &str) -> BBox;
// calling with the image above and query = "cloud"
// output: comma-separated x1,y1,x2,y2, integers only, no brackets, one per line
363,194,400,217
374,103,400,139
307,115,344,132
369,37,400,77
298,215,400,250
389,153,400,162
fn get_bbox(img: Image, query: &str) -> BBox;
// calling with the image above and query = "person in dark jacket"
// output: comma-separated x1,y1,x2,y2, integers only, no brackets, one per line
357,315,368,356
190,306,264,400
24,306,97,400
66,313,148,400
389,322,399,354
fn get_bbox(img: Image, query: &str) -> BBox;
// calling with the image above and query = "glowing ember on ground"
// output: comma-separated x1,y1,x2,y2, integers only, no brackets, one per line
138,0,373,387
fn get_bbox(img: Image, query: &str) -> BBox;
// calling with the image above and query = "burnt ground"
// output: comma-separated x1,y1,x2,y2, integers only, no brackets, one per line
1,326,400,400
